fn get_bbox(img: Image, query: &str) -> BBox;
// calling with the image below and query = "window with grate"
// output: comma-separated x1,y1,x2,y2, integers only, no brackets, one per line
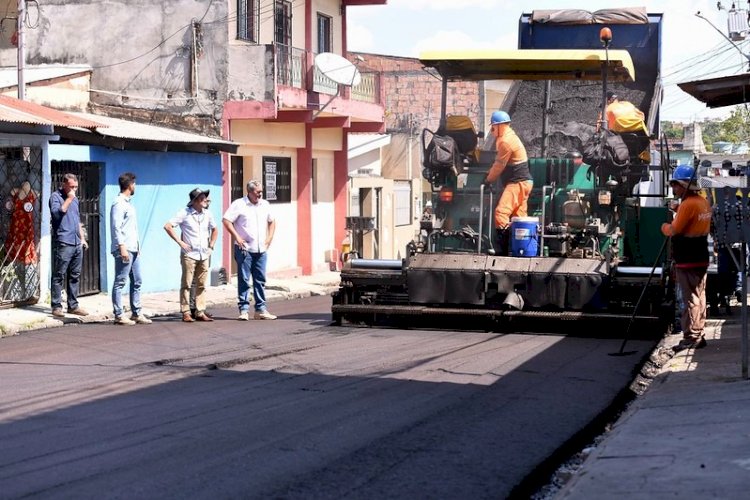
275,0,292,46
263,156,292,203
317,13,332,53
394,181,412,227
237,0,260,42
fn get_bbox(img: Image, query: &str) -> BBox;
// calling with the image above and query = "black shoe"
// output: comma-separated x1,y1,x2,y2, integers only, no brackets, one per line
672,337,707,353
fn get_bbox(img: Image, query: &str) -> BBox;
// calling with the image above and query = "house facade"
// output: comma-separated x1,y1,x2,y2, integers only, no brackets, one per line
8,0,386,278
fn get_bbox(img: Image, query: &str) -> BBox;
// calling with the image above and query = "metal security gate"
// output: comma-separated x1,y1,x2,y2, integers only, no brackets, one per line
51,161,102,296
0,146,43,307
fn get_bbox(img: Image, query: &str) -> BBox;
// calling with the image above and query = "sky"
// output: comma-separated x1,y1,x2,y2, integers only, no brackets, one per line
346,0,750,123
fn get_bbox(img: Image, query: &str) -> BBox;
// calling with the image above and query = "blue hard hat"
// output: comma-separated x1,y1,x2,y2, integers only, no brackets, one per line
490,110,511,125
671,165,695,182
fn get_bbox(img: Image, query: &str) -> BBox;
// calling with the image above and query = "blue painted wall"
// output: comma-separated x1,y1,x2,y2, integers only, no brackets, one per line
49,144,224,295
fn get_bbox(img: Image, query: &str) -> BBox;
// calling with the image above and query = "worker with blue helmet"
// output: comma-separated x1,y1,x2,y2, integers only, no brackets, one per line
670,164,701,191
662,164,711,352
483,110,533,255
490,110,511,125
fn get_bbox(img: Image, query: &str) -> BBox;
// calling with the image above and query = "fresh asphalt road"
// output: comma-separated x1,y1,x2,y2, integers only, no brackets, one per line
0,295,656,499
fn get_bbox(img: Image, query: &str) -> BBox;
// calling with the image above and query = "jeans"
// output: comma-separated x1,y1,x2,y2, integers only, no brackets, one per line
112,251,143,317
51,243,83,310
234,246,268,313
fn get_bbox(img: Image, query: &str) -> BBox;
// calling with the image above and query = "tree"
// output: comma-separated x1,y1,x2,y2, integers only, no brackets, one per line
701,119,724,151
659,121,682,139
718,106,750,144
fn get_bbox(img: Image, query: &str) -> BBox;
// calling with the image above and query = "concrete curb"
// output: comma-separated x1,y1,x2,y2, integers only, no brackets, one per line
0,283,340,338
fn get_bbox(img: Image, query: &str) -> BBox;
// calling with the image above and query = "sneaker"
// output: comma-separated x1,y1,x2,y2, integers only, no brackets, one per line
69,308,89,317
114,316,135,326
131,315,153,325
254,310,277,320
238,311,249,321
51,308,65,318
672,337,707,353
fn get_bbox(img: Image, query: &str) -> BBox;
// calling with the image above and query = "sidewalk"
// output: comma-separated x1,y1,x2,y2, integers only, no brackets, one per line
0,271,342,337
557,302,750,498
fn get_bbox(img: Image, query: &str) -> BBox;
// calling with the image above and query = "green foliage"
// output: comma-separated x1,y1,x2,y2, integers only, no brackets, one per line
701,119,723,151
659,121,682,139
718,107,750,144
661,110,750,151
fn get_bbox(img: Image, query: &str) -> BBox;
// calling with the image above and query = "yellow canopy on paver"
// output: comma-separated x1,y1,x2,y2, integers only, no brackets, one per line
419,49,635,82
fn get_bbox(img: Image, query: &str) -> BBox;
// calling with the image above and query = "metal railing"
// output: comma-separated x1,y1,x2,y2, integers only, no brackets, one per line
312,63,339,95
274,44,380,104
351,72,378,103
276,44,305,89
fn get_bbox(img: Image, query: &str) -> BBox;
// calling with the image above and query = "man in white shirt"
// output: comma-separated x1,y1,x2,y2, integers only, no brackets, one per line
164,188,218,322
222,180,277,320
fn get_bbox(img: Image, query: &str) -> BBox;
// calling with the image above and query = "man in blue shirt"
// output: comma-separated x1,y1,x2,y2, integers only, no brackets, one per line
110,172,151,325
49,173,89,317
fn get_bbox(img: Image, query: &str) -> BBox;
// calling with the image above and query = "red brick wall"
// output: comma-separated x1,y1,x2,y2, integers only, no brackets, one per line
351,52,481,134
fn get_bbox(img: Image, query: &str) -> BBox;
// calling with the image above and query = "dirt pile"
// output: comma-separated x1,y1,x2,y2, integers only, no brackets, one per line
506,80,648,157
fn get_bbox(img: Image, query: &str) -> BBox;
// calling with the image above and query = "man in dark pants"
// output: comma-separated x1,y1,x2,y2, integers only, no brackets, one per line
49,173,89,317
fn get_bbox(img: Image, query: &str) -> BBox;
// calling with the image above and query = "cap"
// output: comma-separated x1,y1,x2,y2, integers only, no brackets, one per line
606,91,617,101
188,187,210,206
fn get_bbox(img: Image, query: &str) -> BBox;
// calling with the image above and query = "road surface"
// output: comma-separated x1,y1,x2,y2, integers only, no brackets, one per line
0,295,655,499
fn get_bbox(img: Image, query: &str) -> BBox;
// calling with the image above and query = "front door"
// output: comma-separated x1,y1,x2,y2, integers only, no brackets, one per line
51,161,102,296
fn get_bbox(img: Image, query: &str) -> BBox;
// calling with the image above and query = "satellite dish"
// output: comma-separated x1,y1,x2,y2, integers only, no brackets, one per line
314,52,362,87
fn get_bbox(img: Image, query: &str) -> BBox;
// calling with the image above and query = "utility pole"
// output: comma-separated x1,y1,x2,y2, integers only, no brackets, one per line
16,0,24,100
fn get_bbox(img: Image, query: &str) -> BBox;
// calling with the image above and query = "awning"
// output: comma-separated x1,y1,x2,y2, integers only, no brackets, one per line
419,49,635,82
677,73,750,108
0,95,103,128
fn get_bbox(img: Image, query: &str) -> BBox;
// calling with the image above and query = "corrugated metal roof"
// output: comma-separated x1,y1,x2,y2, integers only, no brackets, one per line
69,111,234,145
66,111,237,151
0,65,91,89
348,133,390,159
0,95,104,128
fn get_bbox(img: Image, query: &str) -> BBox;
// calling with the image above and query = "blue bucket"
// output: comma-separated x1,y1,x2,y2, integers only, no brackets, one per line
510,216,539,257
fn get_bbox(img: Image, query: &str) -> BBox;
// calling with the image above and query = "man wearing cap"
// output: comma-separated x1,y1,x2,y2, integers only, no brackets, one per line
482,110,533,255
164,188,218,322
661,165,712,352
